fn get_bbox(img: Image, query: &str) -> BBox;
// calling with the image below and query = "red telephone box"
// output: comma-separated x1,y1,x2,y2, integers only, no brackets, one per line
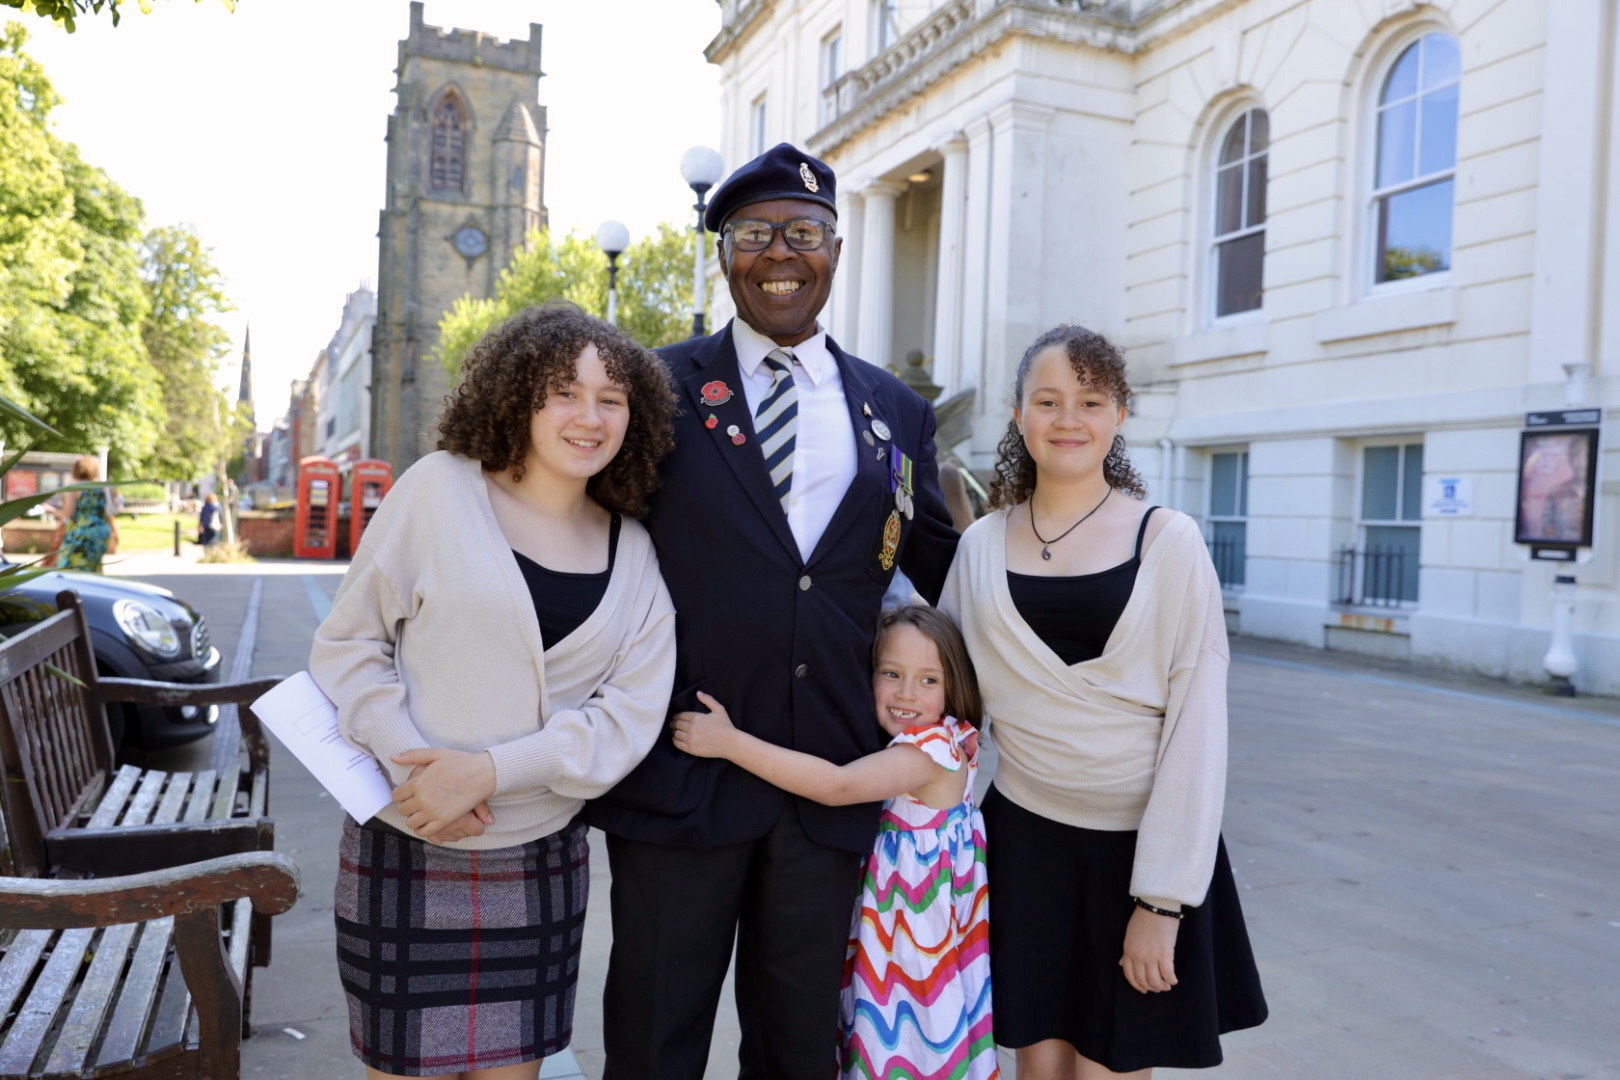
348,458,394,556
294,456,341,560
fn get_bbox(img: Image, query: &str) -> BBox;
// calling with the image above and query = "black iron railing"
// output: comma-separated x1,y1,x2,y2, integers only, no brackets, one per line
1335,544,1413,607
1207,535,1245,588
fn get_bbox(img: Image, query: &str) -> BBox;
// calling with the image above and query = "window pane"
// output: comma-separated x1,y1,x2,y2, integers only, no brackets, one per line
1377,99,1417,188
1212,521,1247,587
1248,109,1269,154
1383,42,1420,103
1216,164,1243,235
1363,446,1400,520
1220,117,1247,165
1246,152,1268,227
1418,82,1458,176
1216,232,1264,316
1239,452,1249,515
1402,443,1424,521
1376,178,1453,281
1421,33,1460,89
1364,525,1420,602
1211,453,1239,516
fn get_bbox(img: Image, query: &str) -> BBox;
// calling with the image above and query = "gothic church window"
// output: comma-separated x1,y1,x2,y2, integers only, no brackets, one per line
431,93,468,193
1372,32,1458,283
1212,108,1268,317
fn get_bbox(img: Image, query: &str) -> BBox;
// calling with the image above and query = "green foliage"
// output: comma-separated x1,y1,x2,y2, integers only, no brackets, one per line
0,22,163,473
140,225,240,481
439,225,709,379
1,0,236,33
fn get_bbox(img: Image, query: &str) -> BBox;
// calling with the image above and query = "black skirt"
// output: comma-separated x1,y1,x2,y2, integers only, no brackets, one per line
982,786,1267,1071
334,815,589,1076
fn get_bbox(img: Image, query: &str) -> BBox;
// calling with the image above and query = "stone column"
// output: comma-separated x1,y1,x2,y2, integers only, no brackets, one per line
960,117,993,443
858,181,903,364
931,134,969,395
829,188,864,346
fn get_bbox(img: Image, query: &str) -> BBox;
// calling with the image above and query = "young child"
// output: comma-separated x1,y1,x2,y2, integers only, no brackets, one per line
672,604,997,1080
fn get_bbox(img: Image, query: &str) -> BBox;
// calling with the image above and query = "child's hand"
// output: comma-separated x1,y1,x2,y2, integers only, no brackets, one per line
671,691,738,759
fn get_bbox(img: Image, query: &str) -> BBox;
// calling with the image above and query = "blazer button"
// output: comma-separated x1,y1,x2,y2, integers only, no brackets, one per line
794,663,809,679
799,575,812,591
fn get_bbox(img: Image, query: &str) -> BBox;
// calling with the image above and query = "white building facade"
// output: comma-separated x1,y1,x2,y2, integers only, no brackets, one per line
315,287,377,467
706,0,1620,693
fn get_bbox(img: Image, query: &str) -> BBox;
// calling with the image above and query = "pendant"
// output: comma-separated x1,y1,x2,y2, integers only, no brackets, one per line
1042,546,1052,561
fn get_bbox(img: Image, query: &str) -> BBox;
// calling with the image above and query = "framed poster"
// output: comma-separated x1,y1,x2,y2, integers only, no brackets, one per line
1514,427,1598,547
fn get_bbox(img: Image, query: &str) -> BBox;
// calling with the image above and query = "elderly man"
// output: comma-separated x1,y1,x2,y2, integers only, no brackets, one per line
587,144,960,1079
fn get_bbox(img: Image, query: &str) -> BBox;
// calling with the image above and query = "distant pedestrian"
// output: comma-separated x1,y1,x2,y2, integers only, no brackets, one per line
941,324,1267,1078
673,604,996,1080
53,455,119,572
308,304,678,1080
198,493,220,545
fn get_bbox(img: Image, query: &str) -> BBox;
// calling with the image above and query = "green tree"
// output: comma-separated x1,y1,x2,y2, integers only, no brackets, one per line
139,225,240,480
1,0,235,33
0,23,161,472
438,224,709,379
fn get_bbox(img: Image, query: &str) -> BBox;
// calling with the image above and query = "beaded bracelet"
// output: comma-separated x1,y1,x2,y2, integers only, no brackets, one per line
1132,896,1184,920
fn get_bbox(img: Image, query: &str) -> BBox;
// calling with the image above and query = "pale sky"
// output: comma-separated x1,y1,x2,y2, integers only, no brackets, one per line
22,0,722,428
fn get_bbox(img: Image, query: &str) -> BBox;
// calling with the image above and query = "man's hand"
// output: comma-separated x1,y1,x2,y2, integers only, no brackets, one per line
671,691,739,760
390,747,498,839
1119,903,1180,993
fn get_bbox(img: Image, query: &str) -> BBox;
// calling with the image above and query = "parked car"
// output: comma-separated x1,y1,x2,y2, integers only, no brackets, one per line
0,564,223,754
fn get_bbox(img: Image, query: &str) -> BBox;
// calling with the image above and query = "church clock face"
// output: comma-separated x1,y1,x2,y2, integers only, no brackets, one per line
452,224,488,259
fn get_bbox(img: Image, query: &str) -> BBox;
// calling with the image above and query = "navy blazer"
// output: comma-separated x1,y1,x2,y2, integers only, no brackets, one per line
585,323,960,853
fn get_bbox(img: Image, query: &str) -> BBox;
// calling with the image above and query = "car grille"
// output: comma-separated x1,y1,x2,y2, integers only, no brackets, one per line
191,617,210,660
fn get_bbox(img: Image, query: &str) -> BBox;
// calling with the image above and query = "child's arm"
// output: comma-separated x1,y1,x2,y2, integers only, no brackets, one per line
672,691,942,806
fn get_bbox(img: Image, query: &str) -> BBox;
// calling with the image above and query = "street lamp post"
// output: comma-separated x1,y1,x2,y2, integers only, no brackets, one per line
680,146,724,338
595,220,629,326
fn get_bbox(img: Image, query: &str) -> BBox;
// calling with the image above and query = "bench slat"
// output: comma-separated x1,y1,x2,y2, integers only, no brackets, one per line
119,769,168,827
146,947,193,1060
86,765,141,829
95,915,175,1069
43,922,137,1075
153,772,192,825
182,769,218,823
0,928,52,1023
0,926,93,1075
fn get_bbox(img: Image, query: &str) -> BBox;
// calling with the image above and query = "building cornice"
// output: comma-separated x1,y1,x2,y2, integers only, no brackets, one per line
809,0,1131,157
706,0,776,65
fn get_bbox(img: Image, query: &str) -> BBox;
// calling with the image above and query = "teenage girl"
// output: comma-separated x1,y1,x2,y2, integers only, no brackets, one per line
672,604,997,1080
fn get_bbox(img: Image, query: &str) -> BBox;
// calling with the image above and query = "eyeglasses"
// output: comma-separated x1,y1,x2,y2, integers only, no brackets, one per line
723,218,836,252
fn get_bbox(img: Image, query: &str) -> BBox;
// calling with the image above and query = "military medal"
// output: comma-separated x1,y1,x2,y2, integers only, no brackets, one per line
889,446,915,521
878,510,902,571
701,380,733,407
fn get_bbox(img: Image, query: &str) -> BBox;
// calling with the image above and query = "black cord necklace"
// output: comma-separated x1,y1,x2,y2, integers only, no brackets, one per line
1030,486,1112,560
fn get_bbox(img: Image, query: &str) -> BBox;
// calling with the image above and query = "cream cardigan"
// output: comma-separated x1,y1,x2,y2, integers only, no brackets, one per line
309,451,676,850
939,507,1229,909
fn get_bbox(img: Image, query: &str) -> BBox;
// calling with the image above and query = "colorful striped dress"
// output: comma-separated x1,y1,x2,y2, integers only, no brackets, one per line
838,716,997,1080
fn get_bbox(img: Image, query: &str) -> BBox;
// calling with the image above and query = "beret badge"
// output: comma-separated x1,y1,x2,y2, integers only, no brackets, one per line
800,162,819,193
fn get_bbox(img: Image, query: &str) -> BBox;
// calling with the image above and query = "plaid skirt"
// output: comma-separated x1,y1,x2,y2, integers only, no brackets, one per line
334,814,589,1076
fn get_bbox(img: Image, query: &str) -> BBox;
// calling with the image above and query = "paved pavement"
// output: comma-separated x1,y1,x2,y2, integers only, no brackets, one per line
113,550,1620,1079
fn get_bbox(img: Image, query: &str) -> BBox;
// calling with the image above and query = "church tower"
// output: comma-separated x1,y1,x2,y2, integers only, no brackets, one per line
371,2,547,470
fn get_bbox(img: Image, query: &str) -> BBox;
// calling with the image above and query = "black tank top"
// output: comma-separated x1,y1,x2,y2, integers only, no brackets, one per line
1007,507,1159,666
511,515,620,650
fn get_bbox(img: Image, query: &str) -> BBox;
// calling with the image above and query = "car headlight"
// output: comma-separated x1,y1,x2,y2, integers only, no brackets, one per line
113,599,182,659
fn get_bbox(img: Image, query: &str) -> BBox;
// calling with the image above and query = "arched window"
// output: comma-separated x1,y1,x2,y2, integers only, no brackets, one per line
1212,107,1268,317
430,93,467,193
1372,32,1459,283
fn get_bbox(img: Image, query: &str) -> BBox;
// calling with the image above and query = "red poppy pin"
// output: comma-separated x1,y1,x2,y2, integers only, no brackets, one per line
705,414,718,429
700,380,733,406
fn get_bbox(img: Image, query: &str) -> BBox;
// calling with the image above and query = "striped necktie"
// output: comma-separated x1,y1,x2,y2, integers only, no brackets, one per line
755,348,798,510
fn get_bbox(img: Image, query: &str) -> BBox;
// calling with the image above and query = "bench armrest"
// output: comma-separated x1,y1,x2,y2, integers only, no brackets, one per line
94,676,285,709
0,852,299,929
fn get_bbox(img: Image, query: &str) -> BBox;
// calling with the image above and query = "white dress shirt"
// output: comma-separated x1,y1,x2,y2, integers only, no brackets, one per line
731,318,858,562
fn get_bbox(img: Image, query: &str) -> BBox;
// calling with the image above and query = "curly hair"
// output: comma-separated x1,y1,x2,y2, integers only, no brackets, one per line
988,324,1146,508
873,604,985,730
437,303,677,518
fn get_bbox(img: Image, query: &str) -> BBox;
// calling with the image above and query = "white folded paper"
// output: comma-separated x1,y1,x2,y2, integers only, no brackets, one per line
252,671,393,823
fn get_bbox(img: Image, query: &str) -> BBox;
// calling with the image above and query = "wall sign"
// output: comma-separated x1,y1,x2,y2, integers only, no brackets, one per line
1425,475,1473,517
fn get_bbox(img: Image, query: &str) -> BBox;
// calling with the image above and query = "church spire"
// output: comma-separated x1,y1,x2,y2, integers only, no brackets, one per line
237,326,255,429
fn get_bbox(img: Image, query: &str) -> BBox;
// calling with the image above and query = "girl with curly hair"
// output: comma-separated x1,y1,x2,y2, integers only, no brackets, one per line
310,304,678,1080
941,325,1266,1079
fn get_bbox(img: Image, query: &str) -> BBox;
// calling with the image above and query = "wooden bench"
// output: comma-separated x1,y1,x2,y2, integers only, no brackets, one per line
0,851,299,1078
0,591,282,970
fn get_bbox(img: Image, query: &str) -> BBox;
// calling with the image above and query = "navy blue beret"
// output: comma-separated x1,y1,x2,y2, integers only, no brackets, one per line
704,143,838,232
